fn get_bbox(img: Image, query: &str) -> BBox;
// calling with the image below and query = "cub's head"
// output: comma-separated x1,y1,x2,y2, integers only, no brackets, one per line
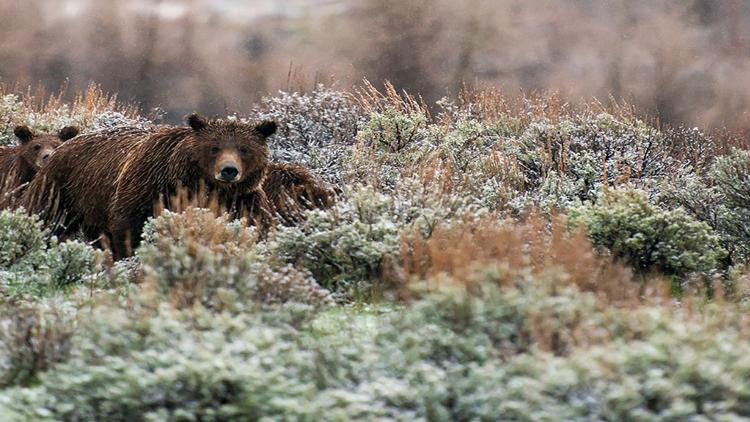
186,114,275,189
13,125,79,169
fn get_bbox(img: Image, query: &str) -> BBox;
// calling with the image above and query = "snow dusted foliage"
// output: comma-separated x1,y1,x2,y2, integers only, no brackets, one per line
89,111,153,131
269,186,401,299
4,280,750,421
664,149,750,264
0,298,77,388
137,209,331,309
0,84,141,146
506,114,682,212
570,188,726,280
0,209,104,298
3,86,750,420
248,85,365,184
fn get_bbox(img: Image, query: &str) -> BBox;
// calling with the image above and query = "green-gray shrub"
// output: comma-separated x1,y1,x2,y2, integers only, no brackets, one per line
269,186,401,298
570,188,727,278
0,298,77,388
137,209,330,310
4,278,750,421
661,149,750,265
0,209,103,298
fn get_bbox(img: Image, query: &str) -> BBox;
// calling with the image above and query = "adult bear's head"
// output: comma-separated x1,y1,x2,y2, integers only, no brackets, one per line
186,113,276,190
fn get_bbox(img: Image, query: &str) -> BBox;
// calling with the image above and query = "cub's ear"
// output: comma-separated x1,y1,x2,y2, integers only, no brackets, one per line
58,126,80,142
186,113,208,131
13,125,34,144
256,120,277,138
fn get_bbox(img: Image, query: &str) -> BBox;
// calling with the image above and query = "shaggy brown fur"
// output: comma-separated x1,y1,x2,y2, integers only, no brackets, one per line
0,125,78,206
262,162,335,224
24,115,277,259
23,127,147,242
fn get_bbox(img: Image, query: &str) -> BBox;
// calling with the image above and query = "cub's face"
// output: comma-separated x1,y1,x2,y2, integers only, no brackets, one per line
187,114,276,189
14,125,79,170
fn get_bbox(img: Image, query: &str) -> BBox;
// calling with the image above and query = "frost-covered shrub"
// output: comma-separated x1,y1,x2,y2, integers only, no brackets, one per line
710,150,750,262
45,241,101,290
0,299,77,388
392,173,489,238
138,209,330,309
270,186,401,297
0,95,25,145
663,149,750,264
712,149,750,211
427,118,504,173
510,114,680,211
3,275,750,421
379,278,603,363
0,209,47,270
269,175,491,297
570,188,726,278
255,264,332,305
89,110,153,131
358,107,429,155
0,209,103,298
349,107,431,190
0,306,330,421
249,85,364,183
439,324,750,421
663,125,717,175
416,118,526,213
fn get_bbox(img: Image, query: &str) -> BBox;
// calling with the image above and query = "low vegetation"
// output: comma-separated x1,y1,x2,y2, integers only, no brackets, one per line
1,84,749,420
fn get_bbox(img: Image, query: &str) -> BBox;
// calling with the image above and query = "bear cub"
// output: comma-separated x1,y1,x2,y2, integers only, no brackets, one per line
0,125,78,205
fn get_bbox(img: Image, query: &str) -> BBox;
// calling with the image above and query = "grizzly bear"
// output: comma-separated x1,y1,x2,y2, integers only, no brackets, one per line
23,126,151,243
262,162,335,224
23,114,276,259
0,125,79,206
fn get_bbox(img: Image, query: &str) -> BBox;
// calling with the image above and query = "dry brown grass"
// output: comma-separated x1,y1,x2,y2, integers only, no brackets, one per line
1,81,139,121
354,79,430,117
396,214,669,306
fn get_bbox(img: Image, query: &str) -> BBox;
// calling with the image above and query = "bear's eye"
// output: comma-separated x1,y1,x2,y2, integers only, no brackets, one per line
32,144,41,151
209,146,220,155
239,147,249,155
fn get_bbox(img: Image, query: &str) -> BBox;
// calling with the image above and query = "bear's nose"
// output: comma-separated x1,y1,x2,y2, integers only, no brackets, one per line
220,165,239,181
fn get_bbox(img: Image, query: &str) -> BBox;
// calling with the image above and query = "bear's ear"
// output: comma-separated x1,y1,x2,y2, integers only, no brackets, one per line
186,113,208,132
58,126,80,142
13,125,34,144
255,120,277,138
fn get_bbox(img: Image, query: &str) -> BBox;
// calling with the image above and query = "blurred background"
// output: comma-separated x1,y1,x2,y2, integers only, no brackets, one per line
1,0,749,131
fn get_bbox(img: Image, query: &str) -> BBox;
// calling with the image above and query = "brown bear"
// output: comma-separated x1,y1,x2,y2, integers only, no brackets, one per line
23,126,152,242
262,162,335,224
23,115,276,259
0,125,79,206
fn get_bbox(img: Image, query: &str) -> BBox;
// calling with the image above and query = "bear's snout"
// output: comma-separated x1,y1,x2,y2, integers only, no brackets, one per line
213,149,243,183
218,163,240,182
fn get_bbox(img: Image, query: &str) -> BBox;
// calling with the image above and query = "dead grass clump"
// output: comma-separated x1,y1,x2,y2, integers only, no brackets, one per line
354,79,430,118
398,214,664,305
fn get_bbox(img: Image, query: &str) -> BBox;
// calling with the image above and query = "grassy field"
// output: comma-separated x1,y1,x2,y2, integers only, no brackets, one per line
0,83,749,420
